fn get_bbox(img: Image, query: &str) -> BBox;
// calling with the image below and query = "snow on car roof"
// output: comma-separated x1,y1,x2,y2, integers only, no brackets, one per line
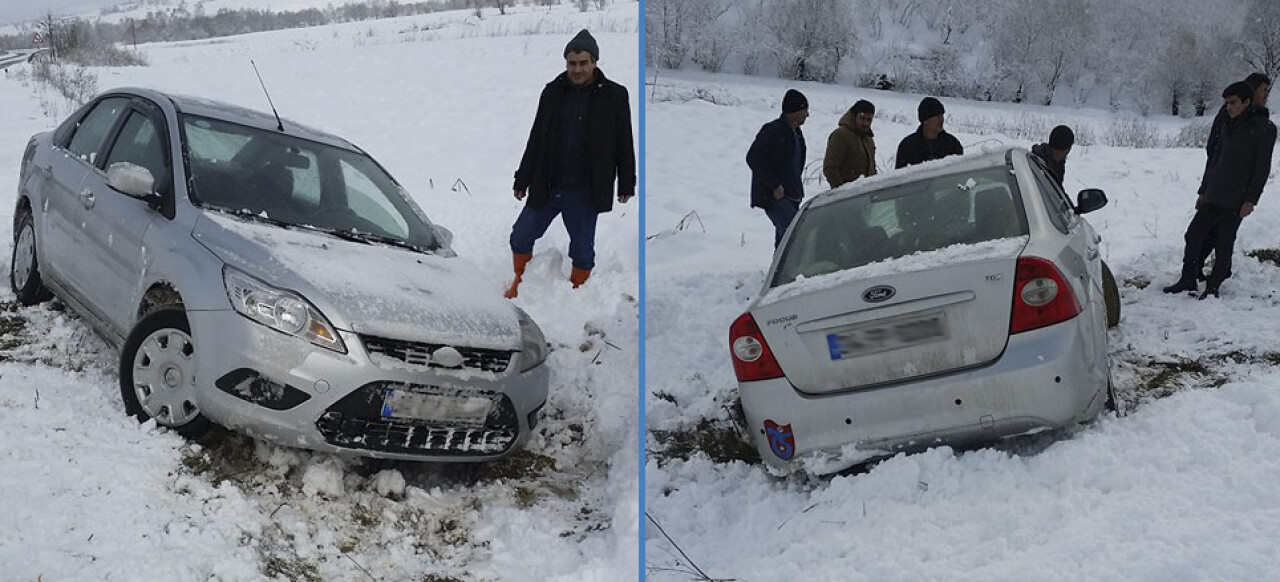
808,143,1021,211
109,87,359,151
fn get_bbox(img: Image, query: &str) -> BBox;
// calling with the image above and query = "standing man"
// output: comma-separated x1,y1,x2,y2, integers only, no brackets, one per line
1030,125,1074,187
1195,72,1271,281
823,99,878,189
747,89,809,248
505,29,636,298
1163,81,1276,299
896,96,963,168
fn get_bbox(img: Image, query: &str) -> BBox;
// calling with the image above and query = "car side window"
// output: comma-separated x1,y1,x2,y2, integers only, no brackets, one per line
66,97,129,164
103,111,170,194
1029,156,1071,234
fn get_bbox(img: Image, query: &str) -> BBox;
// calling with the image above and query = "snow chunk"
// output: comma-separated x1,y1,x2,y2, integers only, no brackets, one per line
300,459,345,497
372,469,407,499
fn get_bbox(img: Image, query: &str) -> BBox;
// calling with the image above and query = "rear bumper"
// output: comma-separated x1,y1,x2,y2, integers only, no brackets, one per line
738,317,1107,474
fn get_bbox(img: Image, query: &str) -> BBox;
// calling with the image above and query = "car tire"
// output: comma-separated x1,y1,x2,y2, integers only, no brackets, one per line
10,209,54,306
119,308,212,438
1101,261,1120,329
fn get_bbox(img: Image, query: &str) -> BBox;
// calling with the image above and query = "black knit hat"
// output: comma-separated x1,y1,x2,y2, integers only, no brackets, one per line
1049,125,1075,149
918,97,944,122
782,89,808,114
565,29,599,61
851,99,875,115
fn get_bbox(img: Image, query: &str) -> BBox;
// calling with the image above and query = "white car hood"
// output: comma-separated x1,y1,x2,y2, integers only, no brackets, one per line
192,212,520,350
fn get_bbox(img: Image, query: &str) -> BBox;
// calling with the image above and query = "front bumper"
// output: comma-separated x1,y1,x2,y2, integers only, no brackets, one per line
739,318,1107,475
188,310,549,462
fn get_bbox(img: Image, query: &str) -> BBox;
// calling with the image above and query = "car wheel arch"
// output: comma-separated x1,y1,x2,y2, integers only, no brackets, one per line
137,281,185,322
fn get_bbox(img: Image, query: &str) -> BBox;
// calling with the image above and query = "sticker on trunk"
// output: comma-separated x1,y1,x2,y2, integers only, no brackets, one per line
764,419,795,460
826,311,949,360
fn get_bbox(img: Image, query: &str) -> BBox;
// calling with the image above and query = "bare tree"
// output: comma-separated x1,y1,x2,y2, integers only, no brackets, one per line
646,0,732,69
1240,0,1280,80
763,0,856,83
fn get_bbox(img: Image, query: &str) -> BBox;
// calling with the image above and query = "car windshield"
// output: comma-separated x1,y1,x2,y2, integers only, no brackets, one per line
180,114,437,252
772,165,1028,287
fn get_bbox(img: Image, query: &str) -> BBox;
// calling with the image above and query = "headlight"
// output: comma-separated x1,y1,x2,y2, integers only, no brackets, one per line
223,266,346,353
516,307,547,372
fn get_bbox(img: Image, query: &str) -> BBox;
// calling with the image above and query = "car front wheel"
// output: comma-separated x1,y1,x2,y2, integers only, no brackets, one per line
119,309,211,437
10,209,53,305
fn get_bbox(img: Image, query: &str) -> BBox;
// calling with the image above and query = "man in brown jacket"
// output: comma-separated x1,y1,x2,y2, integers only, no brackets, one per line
823,99,877,189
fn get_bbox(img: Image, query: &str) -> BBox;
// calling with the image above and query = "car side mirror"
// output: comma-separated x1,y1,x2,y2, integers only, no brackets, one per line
431,224,456,257
1076,188,1107,214
107,162,157,200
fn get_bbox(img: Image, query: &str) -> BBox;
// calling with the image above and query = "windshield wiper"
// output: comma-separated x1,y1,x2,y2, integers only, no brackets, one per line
315,228,434,254
218,207,434,254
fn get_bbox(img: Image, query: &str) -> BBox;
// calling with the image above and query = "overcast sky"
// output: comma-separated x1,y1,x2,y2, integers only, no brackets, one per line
0,0,129,25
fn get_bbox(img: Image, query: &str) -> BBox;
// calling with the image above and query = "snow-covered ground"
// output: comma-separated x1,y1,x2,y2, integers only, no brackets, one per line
644,69,1280,580
0,4,639,581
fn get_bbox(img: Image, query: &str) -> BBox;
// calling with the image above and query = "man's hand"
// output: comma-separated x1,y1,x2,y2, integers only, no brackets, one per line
1241,202,1255,218
514,189,526,201
772,185,785,200
617,192,634,204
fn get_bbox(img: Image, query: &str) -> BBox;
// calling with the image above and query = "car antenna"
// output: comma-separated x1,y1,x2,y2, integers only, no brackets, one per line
251,59,284,132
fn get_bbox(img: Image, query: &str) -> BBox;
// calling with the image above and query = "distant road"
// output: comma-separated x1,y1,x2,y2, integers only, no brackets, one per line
0,48,50,70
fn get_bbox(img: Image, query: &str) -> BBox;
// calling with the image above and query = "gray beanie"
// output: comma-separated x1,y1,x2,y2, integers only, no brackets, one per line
564,29,599,61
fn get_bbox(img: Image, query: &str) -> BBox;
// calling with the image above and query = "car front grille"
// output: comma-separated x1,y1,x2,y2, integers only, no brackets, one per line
361,335,515,374
314,381,519,456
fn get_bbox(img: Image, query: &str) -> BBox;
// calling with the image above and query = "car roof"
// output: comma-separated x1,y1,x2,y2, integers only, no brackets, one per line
104,86,361,152
809,145,1024,210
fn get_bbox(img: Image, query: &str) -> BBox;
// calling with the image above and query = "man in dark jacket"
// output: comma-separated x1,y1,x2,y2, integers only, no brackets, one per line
823,99,877,189
1195,73,1271,281
1030,125,1074,187
505,29,636,298
747,89,809,248
896,97,963,168
1164,81,1277,299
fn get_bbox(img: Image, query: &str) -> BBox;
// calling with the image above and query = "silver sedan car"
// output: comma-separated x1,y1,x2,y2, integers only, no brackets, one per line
12,87,549,462
729,148,1120,475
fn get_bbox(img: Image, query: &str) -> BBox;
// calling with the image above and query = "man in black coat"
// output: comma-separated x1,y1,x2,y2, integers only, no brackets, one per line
1164,81,1277,299
1030,125,1074,187
747,89,809,248
1195,73,1271,281
505,29,636,298
896,97,963,168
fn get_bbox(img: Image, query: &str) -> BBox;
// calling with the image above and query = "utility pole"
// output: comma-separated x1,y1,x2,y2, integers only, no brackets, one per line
131,18,137,50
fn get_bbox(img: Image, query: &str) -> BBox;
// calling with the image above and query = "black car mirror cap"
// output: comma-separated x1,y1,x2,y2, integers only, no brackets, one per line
1076,188,1107,214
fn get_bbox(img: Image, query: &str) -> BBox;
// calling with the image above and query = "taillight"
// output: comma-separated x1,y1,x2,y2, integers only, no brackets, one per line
729,312,785,381
1010,256,1081,334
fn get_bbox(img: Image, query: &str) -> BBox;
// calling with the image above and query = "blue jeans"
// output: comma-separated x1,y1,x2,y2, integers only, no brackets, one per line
763,197,800,248
510,187,599,270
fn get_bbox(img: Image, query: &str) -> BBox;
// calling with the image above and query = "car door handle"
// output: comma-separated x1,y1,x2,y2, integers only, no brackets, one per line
79,189,95,210
1086,248,1099,260
37,164,52,179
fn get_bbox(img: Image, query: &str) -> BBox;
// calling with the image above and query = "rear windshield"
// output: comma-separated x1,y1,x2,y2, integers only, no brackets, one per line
772,165,1027,287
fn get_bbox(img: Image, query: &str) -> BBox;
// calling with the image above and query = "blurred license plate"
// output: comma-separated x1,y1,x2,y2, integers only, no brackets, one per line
827,312,948,360
381,389,492,426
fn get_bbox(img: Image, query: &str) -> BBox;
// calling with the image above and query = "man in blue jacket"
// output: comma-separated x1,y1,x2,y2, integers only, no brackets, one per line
747,89,809,248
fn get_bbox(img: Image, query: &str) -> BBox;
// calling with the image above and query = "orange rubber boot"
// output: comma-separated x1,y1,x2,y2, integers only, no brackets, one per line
570,266,591,289
504,253,533,298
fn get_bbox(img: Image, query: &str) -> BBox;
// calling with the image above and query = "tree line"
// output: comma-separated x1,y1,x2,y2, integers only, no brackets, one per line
645,0,1280,116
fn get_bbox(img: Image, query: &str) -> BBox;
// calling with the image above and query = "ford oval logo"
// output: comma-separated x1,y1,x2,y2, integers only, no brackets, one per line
863,285,896,303
431,346,465,368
